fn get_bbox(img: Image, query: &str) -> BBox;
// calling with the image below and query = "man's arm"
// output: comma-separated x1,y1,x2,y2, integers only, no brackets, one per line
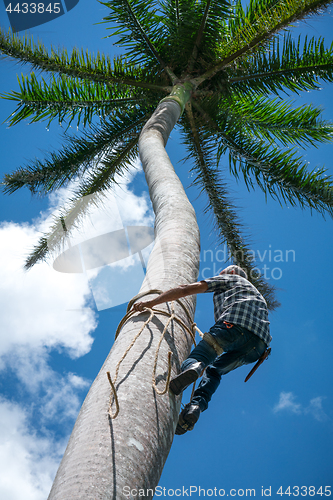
132,281,208,312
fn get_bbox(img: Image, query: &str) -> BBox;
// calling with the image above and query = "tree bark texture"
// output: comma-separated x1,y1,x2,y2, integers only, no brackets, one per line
47,99,200,499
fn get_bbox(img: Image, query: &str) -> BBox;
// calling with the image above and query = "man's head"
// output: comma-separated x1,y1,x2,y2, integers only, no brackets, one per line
220,265,248,279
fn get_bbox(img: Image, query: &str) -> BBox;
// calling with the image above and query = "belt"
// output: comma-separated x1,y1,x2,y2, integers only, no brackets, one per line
203,321,238,354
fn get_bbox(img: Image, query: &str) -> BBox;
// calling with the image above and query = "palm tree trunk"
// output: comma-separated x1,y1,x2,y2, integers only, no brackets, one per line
47,98,200,499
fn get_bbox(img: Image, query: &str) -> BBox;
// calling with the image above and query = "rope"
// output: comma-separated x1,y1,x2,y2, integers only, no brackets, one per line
107,290,203,418
107,307,154,419
152,301,177,396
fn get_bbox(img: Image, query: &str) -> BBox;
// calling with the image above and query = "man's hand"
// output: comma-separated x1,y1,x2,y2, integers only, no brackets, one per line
132,300,155,312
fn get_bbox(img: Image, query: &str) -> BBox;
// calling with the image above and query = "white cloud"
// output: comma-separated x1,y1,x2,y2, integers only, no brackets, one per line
0,397,65,500
305,396,329,422
40,370,90,422
273,392,330,422
0,220,97,360
4,346,91,422
273,392,302,415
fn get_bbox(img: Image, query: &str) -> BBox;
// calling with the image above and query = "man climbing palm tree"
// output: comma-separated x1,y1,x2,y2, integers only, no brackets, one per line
133,264,271,434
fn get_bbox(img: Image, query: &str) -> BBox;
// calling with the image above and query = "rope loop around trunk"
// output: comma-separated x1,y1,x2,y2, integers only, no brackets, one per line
107,290,203,419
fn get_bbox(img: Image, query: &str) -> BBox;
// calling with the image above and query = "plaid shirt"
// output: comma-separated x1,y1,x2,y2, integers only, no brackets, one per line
204,274,272,345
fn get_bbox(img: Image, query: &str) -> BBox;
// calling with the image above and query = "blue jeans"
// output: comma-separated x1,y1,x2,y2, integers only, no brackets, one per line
181,320,267,411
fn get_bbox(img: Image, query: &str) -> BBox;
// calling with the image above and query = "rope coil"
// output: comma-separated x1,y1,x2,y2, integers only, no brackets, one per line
107,290,203,419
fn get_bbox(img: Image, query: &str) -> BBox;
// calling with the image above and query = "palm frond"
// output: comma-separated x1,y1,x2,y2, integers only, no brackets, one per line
228,34,333,96
2,110,151,196
193,0,333,86
159,0,203,66
182,102,280,310
184,0,231,74
74,136,139,197
158,0,230,75
24,191,103,270
192,99,333,217
1,72,160,128
24,135,140,270
217,93,333,148
0,28,171,91
101,0,168,69
226,135,333,216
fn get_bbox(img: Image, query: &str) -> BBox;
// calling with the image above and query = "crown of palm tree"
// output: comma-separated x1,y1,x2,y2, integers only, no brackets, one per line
1,0,333,311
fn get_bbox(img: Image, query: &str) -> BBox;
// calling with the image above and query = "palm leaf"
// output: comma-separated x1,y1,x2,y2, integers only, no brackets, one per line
158,0,207,71
194,0,333,86
24,134,140,269
228,34,333,96
192,98,333,216
1,72,161,128
2,110,151,195
158,0,230,75
0,28,171,91
217,93,333,148
183,0,231,74
101,0,167,68
226,135,333,215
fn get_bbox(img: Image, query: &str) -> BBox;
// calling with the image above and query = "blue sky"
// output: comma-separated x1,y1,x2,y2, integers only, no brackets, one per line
0,1,333,499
